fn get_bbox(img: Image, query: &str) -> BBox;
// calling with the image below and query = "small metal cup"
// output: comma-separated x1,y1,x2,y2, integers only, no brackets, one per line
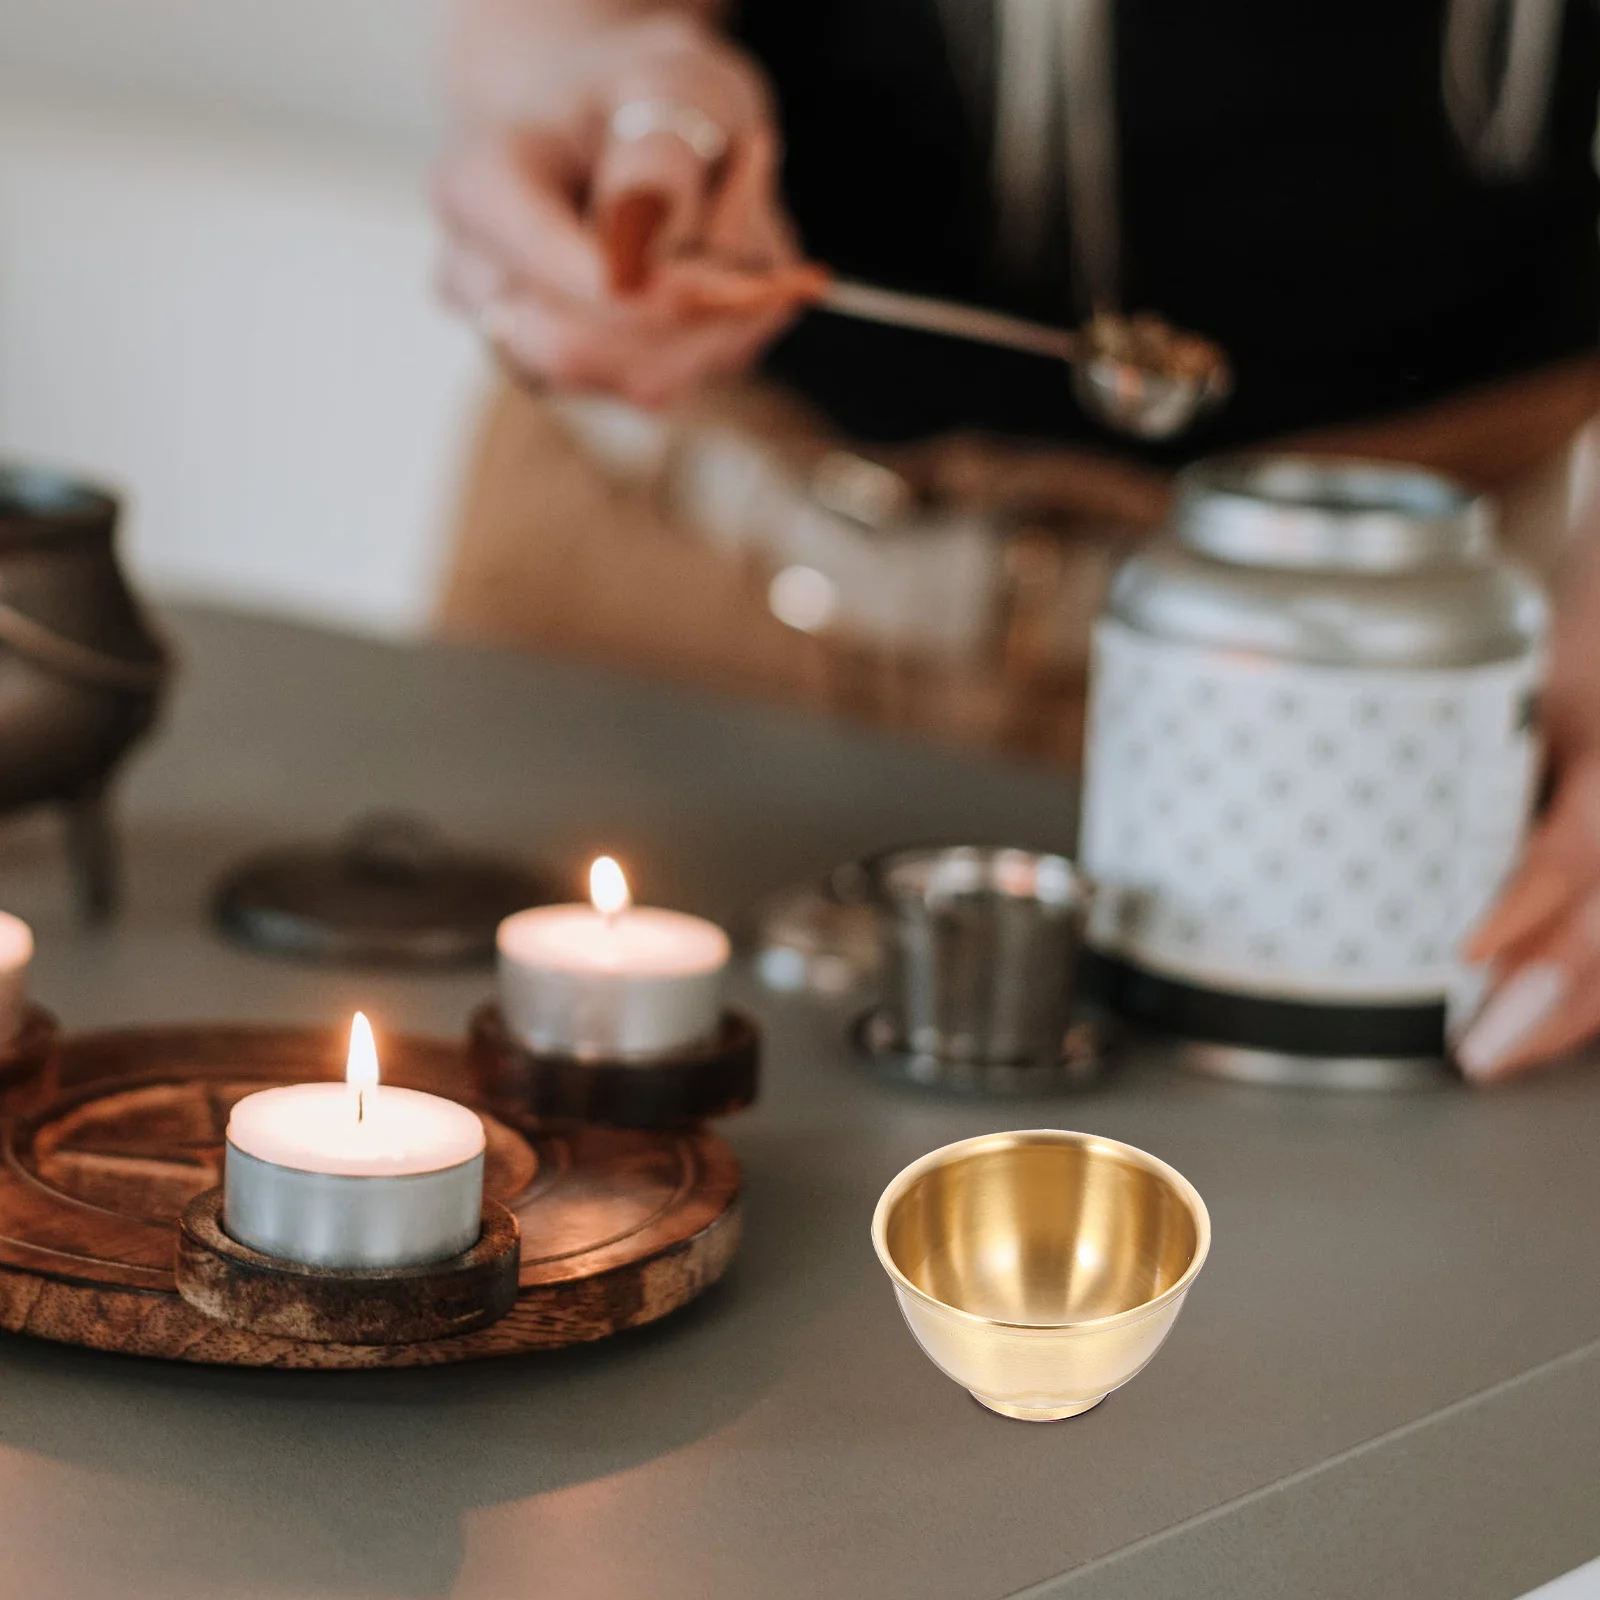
873,1130,1210,1419
872,847,1093,1066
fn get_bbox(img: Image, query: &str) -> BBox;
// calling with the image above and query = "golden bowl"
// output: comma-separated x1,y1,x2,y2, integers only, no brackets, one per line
872,1130,1210,1420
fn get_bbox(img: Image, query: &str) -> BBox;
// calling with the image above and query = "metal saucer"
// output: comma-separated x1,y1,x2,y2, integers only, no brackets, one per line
1172,1040,1454,1092
851,1004,1118,1095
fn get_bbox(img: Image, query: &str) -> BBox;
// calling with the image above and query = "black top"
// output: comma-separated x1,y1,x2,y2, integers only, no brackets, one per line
733,0,1600,461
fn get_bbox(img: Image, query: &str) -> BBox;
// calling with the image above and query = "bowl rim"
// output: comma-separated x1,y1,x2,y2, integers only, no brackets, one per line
866,844,1093,909
870,1128,1212,1333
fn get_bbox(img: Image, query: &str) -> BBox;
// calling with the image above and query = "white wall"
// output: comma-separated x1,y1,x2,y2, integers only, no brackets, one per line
0,2,488,636
0,0,447,156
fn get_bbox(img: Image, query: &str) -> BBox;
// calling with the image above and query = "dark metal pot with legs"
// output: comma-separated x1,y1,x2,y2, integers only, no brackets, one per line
0,467,171,920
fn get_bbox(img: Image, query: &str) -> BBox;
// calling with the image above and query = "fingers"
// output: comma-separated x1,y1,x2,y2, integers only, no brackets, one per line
593,130,715,265
1466,856,1584,962
479,288,791,407
440,189,801,400
1455,752,1600,1080
599,191,671,295
432,19,803,402
619,300,800,407
664,257,828,314
434,130,604,306
595,130,813,299
590,23,771,266
435,237,506,317
1467,758,1600,962
703,127,793,263
1455,892,1600,1079
620,133,820,307
595,175,821,305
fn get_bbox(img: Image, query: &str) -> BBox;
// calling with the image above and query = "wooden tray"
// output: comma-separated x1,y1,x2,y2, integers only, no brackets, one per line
0,1023,741,1368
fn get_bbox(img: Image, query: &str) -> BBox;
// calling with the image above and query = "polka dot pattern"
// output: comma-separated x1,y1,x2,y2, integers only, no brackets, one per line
1080,622,1543,1002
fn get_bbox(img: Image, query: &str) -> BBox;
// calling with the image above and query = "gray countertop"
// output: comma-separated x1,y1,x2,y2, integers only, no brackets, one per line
0,607,1595,1600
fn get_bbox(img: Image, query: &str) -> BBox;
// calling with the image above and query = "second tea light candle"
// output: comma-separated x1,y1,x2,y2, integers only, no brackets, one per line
498,858,730,1059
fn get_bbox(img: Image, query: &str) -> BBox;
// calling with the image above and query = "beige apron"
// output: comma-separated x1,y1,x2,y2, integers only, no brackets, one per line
436,355,1600,768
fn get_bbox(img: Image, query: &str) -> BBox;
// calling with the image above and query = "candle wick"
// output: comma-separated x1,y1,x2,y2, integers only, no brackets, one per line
357,1089,365,1124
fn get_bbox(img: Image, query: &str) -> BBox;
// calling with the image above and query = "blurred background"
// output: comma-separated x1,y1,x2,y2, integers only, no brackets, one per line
0,0,483,637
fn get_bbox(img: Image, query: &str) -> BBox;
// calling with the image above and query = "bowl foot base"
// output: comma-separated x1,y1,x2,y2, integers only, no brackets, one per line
971,1392,1106,1421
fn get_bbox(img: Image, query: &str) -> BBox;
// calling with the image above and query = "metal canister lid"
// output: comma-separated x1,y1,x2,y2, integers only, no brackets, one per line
213,813,558,966
1174,455,1495,572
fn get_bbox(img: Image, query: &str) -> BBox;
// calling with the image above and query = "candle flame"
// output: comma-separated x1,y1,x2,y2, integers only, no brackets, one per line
589,856,631,918
347,1011,380,1091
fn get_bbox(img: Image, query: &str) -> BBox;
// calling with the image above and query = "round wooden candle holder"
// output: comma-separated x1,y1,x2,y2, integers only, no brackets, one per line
0,1005,60,1116
176,1191,521,1344
0,1023,742,1368
467,1002,760,1127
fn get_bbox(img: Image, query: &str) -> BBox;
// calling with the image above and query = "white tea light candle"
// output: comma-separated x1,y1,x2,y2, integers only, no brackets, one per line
223,1013,486,1269
498,857,729,1059
0,912,33,1048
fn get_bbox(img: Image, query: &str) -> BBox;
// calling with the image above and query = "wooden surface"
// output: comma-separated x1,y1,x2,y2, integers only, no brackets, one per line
0,1023,741,1368
0,1005,61,1117
174,1193,523,1345
468,1002,761,1126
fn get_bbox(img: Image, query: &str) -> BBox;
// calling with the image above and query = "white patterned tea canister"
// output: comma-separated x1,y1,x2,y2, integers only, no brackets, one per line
1079,456,1548,1088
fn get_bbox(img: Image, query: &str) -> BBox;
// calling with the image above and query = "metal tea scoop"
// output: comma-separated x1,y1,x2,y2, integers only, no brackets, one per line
814,278,1232,442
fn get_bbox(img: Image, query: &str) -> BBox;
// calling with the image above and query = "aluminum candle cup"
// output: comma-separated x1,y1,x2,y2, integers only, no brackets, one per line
872,1130,1210,1420
224,1084,487,1270
873,848,1093,1064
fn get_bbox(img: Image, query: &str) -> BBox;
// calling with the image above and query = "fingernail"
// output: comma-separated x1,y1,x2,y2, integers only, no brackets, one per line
1455,963,1566,1079
1444,962,1493,1045
600,191,670,295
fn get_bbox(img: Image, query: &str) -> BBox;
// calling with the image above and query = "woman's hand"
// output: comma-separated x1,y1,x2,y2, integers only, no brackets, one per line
433,13,822,408
1456,745,1600,1080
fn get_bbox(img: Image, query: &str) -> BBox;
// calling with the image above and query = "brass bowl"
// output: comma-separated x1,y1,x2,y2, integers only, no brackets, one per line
872,1130,1210,1420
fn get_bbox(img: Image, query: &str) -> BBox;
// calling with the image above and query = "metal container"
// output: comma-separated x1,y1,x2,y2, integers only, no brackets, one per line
867,846,1100,1084
1079,456,1548,1088
0,466,170,920
223,1141,485,1269
872,1129,1211,1420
